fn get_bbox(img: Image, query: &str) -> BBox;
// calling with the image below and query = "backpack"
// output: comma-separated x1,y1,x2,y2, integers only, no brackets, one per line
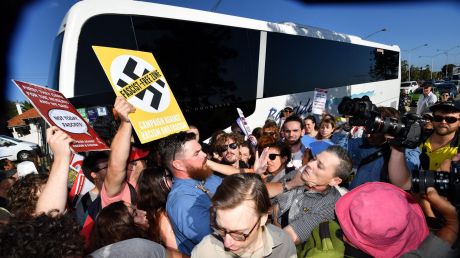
296,220,345,258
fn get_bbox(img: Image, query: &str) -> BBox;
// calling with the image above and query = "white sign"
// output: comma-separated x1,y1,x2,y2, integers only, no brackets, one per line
312,88,328,115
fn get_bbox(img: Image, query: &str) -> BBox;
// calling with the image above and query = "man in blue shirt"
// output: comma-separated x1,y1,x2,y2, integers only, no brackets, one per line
158,132,222,256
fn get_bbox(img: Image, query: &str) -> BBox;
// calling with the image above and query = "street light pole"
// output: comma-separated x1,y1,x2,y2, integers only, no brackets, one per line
405,43,428,81
437,45,460,78
419,53,443,81
363,28,387,40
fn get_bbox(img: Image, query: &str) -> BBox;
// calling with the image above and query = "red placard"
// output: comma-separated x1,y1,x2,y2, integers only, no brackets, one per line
13,80,109,152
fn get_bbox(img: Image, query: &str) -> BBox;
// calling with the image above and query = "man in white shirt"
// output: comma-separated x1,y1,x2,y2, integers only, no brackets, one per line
416,83,438,115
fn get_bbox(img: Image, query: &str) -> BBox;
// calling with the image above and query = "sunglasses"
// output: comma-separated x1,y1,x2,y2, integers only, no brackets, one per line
283,108,293,113
268,153,282,160
222,142,238,150
433,115,459,123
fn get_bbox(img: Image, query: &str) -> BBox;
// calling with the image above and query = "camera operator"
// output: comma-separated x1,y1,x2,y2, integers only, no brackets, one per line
332,106,420,189
389,101,460,222
389,101,460,191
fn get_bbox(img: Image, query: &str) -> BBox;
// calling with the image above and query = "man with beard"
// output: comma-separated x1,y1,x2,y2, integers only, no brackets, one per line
389,101,460,221
158,131,222,256
282,115,306,169
214,132,247,169
389,101,460,190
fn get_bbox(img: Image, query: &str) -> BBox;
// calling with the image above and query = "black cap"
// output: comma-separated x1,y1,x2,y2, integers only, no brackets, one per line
429,100,460,113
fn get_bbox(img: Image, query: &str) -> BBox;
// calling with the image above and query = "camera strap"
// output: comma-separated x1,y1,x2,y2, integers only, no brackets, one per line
358,144,390,169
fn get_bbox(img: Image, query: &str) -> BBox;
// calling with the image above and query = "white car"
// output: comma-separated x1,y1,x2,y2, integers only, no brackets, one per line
400,81,419,93
0,135,41,161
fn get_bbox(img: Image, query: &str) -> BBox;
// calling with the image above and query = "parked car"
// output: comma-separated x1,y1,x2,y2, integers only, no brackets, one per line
0,135,41,161
435,83,457,99
410,87,440,107
400,81,419,93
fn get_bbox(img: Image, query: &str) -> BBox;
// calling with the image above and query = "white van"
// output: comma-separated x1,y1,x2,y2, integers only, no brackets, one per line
400,81,419,93
0,135,41,161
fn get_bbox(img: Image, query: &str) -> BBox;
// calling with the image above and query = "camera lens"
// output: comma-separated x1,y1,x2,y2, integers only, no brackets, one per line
411,170,450,195
411,170,434,194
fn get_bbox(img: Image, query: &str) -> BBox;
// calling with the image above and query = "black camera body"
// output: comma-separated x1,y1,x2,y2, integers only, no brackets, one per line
411,162,460,209
337,96,425,148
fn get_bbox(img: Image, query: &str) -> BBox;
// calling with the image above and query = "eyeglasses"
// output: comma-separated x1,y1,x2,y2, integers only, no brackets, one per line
222,142,238,150
433,115,459,123
211,213,260,241
268,153,282,160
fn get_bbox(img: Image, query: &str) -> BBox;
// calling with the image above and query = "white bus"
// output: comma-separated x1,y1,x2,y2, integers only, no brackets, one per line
48,0,400,139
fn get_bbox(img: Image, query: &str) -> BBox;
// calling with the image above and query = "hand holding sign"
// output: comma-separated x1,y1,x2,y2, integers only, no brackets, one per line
46,126,74,159
13,80,109,152
114,96,136,123
48,109,90,136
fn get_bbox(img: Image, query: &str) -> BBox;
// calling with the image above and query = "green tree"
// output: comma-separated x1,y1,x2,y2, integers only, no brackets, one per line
21,101,33,111
441,64,456,78
401,60,408,81
4,101,35,120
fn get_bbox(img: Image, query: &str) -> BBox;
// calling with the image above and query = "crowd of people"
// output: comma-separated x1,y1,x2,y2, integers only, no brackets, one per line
0,95,459,258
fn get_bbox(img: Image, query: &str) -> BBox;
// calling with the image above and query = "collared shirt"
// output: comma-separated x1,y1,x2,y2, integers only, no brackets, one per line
191,224,297,258
275,186,341,243
166,174,222,256
416,92,438,115
266,166,295,183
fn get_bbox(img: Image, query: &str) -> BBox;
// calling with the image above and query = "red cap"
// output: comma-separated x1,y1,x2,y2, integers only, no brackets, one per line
129,147,150,161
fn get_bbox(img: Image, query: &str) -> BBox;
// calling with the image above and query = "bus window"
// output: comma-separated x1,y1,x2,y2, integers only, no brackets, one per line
73,14,260,139
264,32,399,97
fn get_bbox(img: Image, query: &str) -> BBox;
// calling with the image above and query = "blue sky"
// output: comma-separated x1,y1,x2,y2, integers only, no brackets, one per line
6,0,460,102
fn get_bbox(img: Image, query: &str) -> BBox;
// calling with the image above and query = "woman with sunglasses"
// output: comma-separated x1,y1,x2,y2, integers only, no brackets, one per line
263,142,293,183
136,167,178,252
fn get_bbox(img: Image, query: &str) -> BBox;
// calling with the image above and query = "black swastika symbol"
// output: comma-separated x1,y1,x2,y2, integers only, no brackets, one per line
116,57,165,110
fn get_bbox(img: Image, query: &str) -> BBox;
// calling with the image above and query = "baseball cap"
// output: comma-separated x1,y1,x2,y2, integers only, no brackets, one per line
336,182,429,258
429,100,460,113
283,105,294,112
17,161,38,178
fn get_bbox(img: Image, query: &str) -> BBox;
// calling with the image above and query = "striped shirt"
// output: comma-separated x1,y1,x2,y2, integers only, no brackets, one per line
275,186,341,243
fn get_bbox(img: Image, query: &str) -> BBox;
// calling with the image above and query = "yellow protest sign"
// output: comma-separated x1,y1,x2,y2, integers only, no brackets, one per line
92,46,189,143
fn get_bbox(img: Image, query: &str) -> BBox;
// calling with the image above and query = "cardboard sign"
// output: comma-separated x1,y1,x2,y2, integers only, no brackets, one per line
13,80,109,152
92,46,189,143
312,88,328,115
